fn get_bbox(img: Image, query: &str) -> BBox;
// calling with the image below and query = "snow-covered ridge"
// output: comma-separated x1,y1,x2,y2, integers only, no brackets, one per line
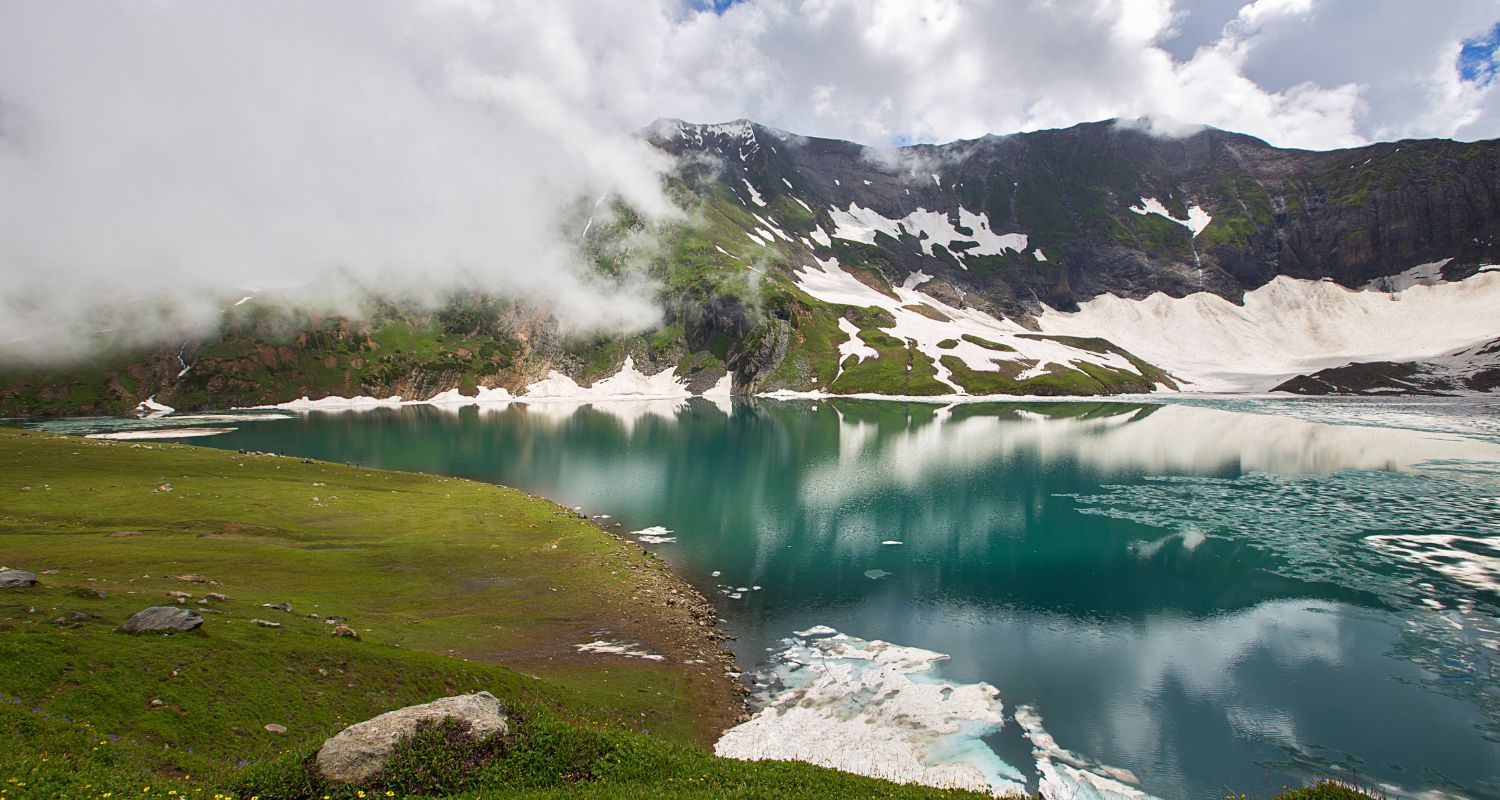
1128,197,1211,237
828,204,1029,265
1037,265,1500,392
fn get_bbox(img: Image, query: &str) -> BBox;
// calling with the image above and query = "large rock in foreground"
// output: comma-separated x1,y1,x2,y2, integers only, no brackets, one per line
314,692,508,785
119,606,203,634
0,569,37,589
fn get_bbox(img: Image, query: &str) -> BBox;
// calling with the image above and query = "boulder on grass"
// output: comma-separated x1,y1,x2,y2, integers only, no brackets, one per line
0,569,37,589
119,606,203,634
314,692,508,785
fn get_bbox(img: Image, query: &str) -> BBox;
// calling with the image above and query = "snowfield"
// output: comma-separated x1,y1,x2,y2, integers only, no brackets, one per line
1037,265,1500,392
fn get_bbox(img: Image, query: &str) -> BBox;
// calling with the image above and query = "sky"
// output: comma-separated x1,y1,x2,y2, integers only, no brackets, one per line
1,0,1498,364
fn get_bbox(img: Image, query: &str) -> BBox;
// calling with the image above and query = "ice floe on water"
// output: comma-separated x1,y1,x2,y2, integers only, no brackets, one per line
574,640,665,661
715,628,1027,796
631,526,677,544
1068,466,1500,729
86,427,237,440
1016,705,1154,800
717,628,1156,798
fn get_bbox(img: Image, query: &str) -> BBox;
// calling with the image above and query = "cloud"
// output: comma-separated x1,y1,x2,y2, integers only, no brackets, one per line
3,0,1499,364
0,1,680,364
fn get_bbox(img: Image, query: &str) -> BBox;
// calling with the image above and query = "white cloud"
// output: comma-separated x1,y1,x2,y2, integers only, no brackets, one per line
2,0,1497,363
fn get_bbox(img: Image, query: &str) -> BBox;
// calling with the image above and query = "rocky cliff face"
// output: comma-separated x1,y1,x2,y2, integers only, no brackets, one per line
648,118,1500,319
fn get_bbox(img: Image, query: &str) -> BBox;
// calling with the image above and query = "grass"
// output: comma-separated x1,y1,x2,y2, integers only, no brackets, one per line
0,427,1012,799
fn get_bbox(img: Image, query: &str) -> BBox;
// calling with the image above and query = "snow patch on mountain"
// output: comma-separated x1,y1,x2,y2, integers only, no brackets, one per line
742,177,767,207
795,258,1141,393
835,318,879,376
1128,197,1211,237
1036,267,1500,392
827,204,1027,263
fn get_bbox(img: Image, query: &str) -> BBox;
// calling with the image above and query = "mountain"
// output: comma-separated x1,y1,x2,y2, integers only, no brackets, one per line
3,118,1499,415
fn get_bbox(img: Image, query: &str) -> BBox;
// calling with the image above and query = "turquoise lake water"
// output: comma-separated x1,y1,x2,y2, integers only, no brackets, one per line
29,397,1500,799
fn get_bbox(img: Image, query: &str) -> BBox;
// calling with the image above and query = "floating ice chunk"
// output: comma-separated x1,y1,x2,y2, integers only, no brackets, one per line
1015,704,1155,800
882,540,904,546
864,569,891,580
711,570,722,577
632,525,677,544
1128,197,1211,237
575,640,666,661
716,629,1025,796
1366,533,1500,594
88,427,237,440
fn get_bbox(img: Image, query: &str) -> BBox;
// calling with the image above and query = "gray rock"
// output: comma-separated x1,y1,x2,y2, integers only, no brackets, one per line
264,723,287,734
119,606,203,634
0,569,37,589
314,692,508,784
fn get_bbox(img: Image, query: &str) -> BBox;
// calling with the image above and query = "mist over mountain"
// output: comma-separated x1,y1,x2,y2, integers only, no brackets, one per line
3,114,1498,413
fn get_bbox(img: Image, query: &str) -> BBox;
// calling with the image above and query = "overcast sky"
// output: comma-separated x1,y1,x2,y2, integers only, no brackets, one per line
1,0,1497,363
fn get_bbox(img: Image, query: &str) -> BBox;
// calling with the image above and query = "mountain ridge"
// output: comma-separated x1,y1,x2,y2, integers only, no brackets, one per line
3,116,1498,414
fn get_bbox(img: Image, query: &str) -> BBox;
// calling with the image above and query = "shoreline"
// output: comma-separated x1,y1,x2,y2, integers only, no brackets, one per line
0,427,748,747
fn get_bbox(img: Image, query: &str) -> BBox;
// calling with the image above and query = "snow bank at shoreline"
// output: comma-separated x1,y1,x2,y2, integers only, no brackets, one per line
521,355,691,401
715,628,1026,796
715,627,1158,799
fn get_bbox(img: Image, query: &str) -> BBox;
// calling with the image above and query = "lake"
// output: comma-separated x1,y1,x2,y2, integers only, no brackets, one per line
26,396,1500,799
